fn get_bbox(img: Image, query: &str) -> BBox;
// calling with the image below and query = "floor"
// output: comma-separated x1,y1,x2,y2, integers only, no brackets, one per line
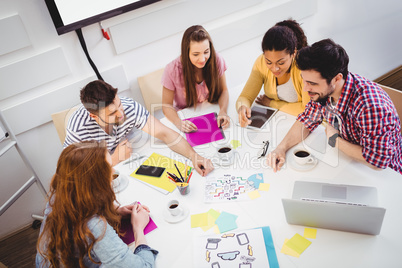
0,224,40,268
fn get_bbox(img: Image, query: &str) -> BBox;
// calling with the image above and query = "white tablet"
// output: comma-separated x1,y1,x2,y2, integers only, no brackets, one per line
247,106,278,130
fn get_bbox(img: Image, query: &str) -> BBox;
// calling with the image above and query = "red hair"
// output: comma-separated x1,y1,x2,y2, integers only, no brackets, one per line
37,141,121,267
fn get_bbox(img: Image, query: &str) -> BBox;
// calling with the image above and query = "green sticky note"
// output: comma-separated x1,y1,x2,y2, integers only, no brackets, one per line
230,140,241,149
285,233,312,255
304,228,317,239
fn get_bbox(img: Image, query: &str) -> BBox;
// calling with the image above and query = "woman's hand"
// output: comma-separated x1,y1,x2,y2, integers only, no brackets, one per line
181,120,198,133
217,110,230,130
238,105,251,128
131,203,150,232
255,94,272,107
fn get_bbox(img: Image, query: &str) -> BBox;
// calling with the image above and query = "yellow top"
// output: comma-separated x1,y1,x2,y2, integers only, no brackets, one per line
236,54,310,116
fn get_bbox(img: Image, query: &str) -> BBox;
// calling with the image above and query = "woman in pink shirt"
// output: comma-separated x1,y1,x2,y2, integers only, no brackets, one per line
162,25,230,133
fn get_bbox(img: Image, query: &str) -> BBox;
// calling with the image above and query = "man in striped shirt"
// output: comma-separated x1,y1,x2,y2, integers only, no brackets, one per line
64,80,213,176
267,39,402,174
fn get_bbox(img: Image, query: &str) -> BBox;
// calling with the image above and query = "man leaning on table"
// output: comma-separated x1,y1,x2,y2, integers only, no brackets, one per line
267,39,402,175
64,80,213,176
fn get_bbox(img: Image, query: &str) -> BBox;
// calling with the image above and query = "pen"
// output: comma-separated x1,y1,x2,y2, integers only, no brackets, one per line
174,163,184,181
167,171,181,182
187,171,193,184
123,155,146,165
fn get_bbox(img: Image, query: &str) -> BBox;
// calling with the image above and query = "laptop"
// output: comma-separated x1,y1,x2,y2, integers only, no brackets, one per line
282,181,386,235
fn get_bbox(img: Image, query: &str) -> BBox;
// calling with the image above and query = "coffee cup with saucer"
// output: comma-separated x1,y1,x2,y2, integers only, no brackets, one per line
112,170,129,193
216,145,236,166
163,199,189,223
289,149,318,171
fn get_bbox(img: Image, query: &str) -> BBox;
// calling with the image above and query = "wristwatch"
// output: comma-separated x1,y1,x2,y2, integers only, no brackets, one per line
328,133,339,148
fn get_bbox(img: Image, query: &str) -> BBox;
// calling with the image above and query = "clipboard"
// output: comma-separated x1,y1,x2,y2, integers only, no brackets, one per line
184,112,225,147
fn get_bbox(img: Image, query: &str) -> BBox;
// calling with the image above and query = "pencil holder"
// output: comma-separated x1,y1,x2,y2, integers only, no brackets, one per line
177,183,190,195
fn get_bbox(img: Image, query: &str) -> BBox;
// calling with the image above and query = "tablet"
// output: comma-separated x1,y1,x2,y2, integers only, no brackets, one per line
247,106,278,129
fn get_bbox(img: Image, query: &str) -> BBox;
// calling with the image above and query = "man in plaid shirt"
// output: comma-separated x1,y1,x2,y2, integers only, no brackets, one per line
267,39,402,174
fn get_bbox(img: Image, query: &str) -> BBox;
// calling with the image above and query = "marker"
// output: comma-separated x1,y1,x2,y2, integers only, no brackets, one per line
123,155,146,165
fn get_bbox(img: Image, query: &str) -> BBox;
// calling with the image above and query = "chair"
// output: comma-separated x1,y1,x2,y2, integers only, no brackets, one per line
379,84,402,133
138,68,164,114
51,105,79,144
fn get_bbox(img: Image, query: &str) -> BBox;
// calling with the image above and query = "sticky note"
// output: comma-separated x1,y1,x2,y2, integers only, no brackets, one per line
285,233,312,255
248,190,261,200
258,183,270,191
215,211,238,233
201,209,221,231
191,213,208,228
281,238,300,257
304,228,317,239
230,140,241,149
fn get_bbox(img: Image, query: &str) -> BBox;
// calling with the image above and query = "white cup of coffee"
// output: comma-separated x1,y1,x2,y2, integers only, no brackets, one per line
293,149,315,165
167,199,182,217
217,145,234,164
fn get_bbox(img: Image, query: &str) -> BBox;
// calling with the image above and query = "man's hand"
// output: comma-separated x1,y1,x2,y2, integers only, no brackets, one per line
325,123,339,138
217,110,230,130
238,105,252,128
111,139,132,165
191,154,214,176
266,147,286,173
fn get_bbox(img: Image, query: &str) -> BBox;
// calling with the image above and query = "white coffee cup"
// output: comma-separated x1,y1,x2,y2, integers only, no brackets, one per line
111,170,129,192
293,149,315,165
167,199,182,217
217,145,234,164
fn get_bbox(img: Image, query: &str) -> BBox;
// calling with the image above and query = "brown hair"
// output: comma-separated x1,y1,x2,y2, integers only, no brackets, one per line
37,141,121,267
181,25,221,107
80,80,118,114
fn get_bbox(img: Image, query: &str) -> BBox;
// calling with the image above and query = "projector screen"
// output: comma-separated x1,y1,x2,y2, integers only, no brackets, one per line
45,0,161,35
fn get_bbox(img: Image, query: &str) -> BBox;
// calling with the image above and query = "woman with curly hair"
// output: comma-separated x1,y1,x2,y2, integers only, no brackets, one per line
237,19,310,126
36,141,157,267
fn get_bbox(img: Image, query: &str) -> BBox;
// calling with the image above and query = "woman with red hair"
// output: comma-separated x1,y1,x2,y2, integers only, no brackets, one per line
36,141,157,267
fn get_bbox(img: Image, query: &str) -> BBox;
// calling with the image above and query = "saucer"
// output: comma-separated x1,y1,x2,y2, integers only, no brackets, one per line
162,205,189,223
288,157,318,172
113,174,129,193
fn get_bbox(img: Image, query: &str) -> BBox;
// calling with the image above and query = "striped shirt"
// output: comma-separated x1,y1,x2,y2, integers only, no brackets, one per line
64,97,149,153
297,72,402,174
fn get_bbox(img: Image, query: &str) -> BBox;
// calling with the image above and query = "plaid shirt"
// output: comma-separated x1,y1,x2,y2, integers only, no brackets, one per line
297,72,402,174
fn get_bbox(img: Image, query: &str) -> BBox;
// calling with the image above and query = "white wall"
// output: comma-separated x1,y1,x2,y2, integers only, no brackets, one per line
0,0,401,239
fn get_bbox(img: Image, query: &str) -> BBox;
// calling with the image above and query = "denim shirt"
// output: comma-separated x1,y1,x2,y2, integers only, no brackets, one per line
36,203,158,267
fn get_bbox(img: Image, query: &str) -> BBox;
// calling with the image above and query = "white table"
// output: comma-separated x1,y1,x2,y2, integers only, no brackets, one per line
115,102,402,268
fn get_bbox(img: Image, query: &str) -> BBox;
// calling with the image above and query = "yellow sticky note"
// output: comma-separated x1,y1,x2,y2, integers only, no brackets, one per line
191,213,208,228
213,225,220,234
259,183,270,191
304,228,317,239
281,238,300,257
230,140,241,149
248,190,261,200
201,211,220,231
285,233,312,255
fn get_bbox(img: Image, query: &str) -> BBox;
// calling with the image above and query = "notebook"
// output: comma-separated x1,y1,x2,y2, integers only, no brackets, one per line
130,152,187,194
184,112,225,147
282,181,386,235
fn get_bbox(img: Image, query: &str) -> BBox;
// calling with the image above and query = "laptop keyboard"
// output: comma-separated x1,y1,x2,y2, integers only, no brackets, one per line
301,198,367,207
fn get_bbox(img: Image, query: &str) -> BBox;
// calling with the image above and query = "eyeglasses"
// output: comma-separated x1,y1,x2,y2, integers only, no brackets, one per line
258,140,270,159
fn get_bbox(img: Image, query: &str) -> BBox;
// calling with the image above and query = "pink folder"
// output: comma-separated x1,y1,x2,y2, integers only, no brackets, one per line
184,112,225,147
119,216,157,245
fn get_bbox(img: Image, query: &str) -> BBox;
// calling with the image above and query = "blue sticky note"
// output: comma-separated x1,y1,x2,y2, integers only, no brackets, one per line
215,211,238,233
247,173,264,189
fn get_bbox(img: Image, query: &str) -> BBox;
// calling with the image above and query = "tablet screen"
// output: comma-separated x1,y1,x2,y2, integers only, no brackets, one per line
249,106,277,129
